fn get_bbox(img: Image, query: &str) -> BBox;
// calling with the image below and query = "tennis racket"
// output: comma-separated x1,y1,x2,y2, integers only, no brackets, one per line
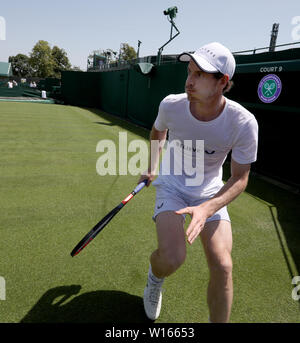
70,179,148,257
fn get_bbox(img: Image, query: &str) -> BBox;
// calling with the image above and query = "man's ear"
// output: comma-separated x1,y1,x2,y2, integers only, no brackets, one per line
222,74,230,86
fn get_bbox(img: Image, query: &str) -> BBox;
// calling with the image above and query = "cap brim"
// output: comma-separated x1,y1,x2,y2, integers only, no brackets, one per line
178,52,219,74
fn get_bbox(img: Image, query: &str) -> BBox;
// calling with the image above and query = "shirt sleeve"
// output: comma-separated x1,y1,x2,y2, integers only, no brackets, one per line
231,118,259,164
153,98,168,131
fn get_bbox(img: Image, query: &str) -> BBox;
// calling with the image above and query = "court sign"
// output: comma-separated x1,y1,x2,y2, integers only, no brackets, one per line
257,74,282,103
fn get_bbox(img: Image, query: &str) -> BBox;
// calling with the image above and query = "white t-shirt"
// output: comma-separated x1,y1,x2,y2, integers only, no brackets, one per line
153,93,258,199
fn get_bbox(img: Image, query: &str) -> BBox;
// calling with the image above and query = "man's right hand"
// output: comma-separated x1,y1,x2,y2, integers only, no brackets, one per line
138,170,155,187
138,125,167,188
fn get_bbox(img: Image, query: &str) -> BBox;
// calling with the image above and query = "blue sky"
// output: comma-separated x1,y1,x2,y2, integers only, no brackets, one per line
0,0,299,70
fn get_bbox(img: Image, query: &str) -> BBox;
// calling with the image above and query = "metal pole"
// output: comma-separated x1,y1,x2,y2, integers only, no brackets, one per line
137,40,142,59
157,19,180,65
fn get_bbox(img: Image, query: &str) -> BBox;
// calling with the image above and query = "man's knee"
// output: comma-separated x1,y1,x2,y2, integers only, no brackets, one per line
155,247,186,275
208,251,233,279
166,249,186,271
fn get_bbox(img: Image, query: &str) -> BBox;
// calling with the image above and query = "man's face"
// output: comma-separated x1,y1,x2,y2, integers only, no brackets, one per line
185,59,223,102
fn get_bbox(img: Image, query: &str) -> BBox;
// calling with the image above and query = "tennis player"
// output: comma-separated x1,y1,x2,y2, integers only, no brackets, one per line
138,42,258,323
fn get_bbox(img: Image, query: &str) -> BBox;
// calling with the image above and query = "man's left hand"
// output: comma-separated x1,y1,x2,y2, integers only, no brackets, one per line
175,205,210,245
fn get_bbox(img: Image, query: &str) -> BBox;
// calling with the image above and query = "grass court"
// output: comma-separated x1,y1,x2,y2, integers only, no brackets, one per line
0,101,299,323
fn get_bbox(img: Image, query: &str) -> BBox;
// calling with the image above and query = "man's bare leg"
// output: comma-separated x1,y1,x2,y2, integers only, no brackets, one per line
151,211,186,278
143,211,186,320
200,220,233,323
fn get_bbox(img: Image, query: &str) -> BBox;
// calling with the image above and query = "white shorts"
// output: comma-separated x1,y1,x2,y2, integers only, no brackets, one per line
152,181,231,223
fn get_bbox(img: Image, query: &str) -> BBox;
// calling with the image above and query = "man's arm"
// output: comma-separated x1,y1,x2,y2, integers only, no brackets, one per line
138,125,167,186
203,159,250,217
176,159,251,244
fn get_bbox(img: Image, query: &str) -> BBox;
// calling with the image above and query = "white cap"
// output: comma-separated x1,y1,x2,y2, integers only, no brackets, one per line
178,42,236,80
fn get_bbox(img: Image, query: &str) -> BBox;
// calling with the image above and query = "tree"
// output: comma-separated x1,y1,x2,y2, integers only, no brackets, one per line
51,46,72,77
8,41,72,78
119,43,137,61
8,54,33,77
29,40,55,78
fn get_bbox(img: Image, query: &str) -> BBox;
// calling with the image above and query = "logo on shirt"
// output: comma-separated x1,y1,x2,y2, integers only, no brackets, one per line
157,202,164,209
176,141,215,155
257,74,282,103
175,141,202,153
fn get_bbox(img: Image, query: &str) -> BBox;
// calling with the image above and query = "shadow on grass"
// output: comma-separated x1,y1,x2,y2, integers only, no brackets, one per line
20,285,151,323
94,121,116,126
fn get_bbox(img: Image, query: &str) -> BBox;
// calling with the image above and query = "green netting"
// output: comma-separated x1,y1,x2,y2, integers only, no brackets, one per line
99,70,129,117
61,71,101,107
127,63,186,128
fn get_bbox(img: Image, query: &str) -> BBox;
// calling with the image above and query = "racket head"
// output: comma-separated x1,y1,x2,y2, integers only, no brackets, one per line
70,180,147,257
70,205,122,257
70,230,97,257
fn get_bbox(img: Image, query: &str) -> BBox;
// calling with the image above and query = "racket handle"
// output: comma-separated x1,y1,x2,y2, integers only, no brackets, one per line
133,179,148,194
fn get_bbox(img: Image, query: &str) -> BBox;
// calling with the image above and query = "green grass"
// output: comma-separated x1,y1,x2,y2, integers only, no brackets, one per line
0,101,299,323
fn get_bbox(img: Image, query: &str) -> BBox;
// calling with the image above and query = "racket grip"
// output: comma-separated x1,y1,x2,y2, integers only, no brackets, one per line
133,179,148,194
